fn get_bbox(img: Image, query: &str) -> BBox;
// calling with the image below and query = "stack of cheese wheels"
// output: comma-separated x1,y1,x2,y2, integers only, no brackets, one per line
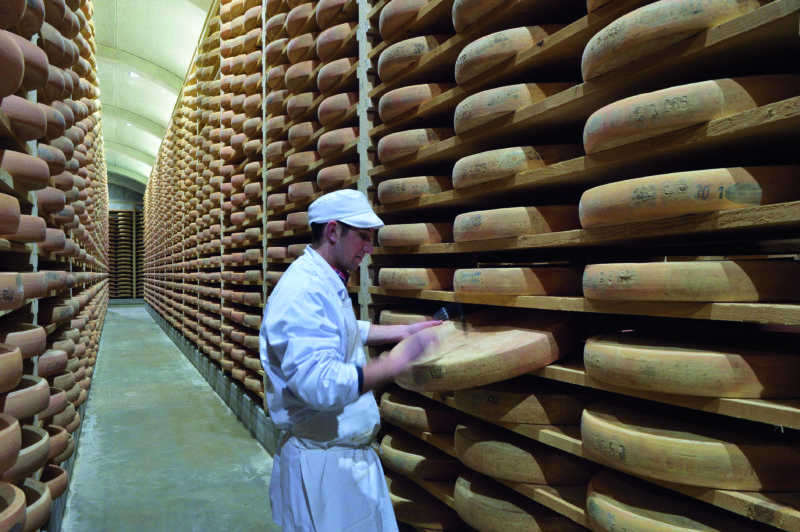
587,470,770,532
380,430,464,479
583,329,800,397
453,267,583,296
453,205,580,242
380,387,462,433
452,145,583,190
582,0,766,80
378,267,455,291
376,175,451,205
583,76,800,154
455,419,596,484
378,222,453,246
385,469,469,530
393,309,576,392
453,375,594,425
582,259,800,302
582,401,800,491
579,166,800,228
455,471,587,532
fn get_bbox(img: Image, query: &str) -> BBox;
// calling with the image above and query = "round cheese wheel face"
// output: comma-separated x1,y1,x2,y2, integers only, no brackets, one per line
454,267,583,296
456,25,563,84
285,59,321,92
584,329,800,398
378,222,453,246
317,92,357,126
266,63,289,89
316,0,356,29
453,145,583,189
286,32,319,64
285,3,319,38
582,0,764,80
581,401,800,491
379,0,428,39
379,268,454,290
286,91,320,119
317,163,358,189
579,166,800,227
378,83,455,123
587,470,767,532
317,126,358,156
455,82,575,135
453,376,593,424
452,0,504,33
380,430,463,480
386,470,467,529
379,387,460,432
455,421,596,484
376,128,452,164
288,121,322,148
378,309,437,326
453,206,580,242
377,175,451,204
582,260,800,302
394,310,576,392
287,151,321,174
287,181,319,202
317,22,357,62
454,471,586,532
317,57,357,93
265,37,289,65
377,35,449,82
583,76,800,154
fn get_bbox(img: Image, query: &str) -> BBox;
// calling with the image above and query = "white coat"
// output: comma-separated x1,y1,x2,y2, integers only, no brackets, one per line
260,247,398,532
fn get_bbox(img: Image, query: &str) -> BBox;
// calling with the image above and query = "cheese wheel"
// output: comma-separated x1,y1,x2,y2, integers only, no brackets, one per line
39,104,66,140
0,194,20,234
317,163,357,189
379,0,427,39
285,59,321,92
453,206,580,242
584,330,800,398
265,115,289,138
287,32,319,64
379,387,459,432
587,470,765,532
267,167,289,185
386,470,467,529
243,117,262,137
266,247,288,259
1,151,51,189
266,63,289,89
454,267,583,296
17,0,45,38
267,193,287,208
265,12,287,40
583,260,800,302
453,376,593,424
266,140,291,162
317,92,357,126
456,25,563,84
244,50,262,74
453,145,583,189
394,310,575,392
581,401,800,491
377,35,449,82
379,268,453,291
582,0,764,80
0,31,24,98
454,471,585,532
2,95,48,141
377,176,450,204
286,211,309,229
288,121,322,148
8,32,49,91
317,57,357,93
287,180,319,201
287,91,319,119
285,2,318,37
579,166,800,228
243,93,262,117
317,126,357,156
452,0,507,33
378,83,454,123
288,244,308,257
36,144,67,174
266,220,287,234
455,421,596,484
316,22,357,62
265,37,289,65
584,76,800,154
0,273,23,311
378,223,453,246
454,82,575,135
1,215,46,243
376,128,452,164
287,151,321,174
380,430,463,480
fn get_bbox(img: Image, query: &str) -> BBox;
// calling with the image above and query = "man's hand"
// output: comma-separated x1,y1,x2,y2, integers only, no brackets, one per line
361,323,442,393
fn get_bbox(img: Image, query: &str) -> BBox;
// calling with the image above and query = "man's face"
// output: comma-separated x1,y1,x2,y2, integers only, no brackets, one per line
333,223,374,272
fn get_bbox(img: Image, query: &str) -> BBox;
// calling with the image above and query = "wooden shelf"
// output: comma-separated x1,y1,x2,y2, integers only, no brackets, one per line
369,287,800,325
369,2,800,179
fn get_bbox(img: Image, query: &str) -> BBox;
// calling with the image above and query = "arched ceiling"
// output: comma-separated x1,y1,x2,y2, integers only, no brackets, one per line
93,0,214,192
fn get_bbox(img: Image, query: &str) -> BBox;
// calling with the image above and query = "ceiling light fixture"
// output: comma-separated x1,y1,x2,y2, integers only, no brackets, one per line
129,71,140,78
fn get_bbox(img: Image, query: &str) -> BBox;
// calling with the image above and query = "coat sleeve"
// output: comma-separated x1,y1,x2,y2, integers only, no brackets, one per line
266,284,361,411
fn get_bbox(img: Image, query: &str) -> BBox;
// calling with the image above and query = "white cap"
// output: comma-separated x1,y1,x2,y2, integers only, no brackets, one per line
308,189,384,229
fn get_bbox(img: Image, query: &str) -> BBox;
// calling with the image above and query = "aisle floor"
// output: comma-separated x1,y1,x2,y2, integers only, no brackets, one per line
61,304,281,532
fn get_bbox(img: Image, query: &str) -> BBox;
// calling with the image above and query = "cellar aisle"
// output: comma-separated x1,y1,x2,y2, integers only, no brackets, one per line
60,304,281,532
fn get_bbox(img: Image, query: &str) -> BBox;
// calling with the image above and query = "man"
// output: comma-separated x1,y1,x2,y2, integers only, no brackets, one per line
260,189,441,531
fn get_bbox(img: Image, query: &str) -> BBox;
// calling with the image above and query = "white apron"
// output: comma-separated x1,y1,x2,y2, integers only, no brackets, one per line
270,296,397,532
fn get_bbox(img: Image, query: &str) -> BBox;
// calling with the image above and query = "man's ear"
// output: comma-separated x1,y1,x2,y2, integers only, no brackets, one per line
325,220,339,243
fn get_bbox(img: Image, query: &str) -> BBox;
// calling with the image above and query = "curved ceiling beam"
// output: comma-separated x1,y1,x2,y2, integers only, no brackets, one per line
97,45,183,93
105,141,155,167
101,104,167,137
107,167,147,194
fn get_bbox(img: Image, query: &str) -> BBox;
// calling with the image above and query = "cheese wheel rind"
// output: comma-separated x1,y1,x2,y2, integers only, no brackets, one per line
377,35,449,82
453,145,583,189
379,387,459,432
380,430,463,480
379,268,454,290
378,83,455,123
378,223,453,246
454,267,583,296
378,0,427,39
377,175,451,204
376,128,452,164
453,206,580,242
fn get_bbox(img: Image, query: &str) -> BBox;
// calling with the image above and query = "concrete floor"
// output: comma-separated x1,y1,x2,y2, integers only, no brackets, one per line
61,305,281,532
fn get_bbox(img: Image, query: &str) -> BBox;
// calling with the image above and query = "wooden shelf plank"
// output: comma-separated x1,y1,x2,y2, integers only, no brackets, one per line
369,1,800,179
369,287,800,325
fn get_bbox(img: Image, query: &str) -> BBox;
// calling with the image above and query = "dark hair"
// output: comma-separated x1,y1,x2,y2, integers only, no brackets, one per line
310,221,351,243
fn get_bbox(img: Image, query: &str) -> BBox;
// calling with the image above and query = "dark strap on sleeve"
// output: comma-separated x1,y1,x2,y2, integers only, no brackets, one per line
356,366,364,394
